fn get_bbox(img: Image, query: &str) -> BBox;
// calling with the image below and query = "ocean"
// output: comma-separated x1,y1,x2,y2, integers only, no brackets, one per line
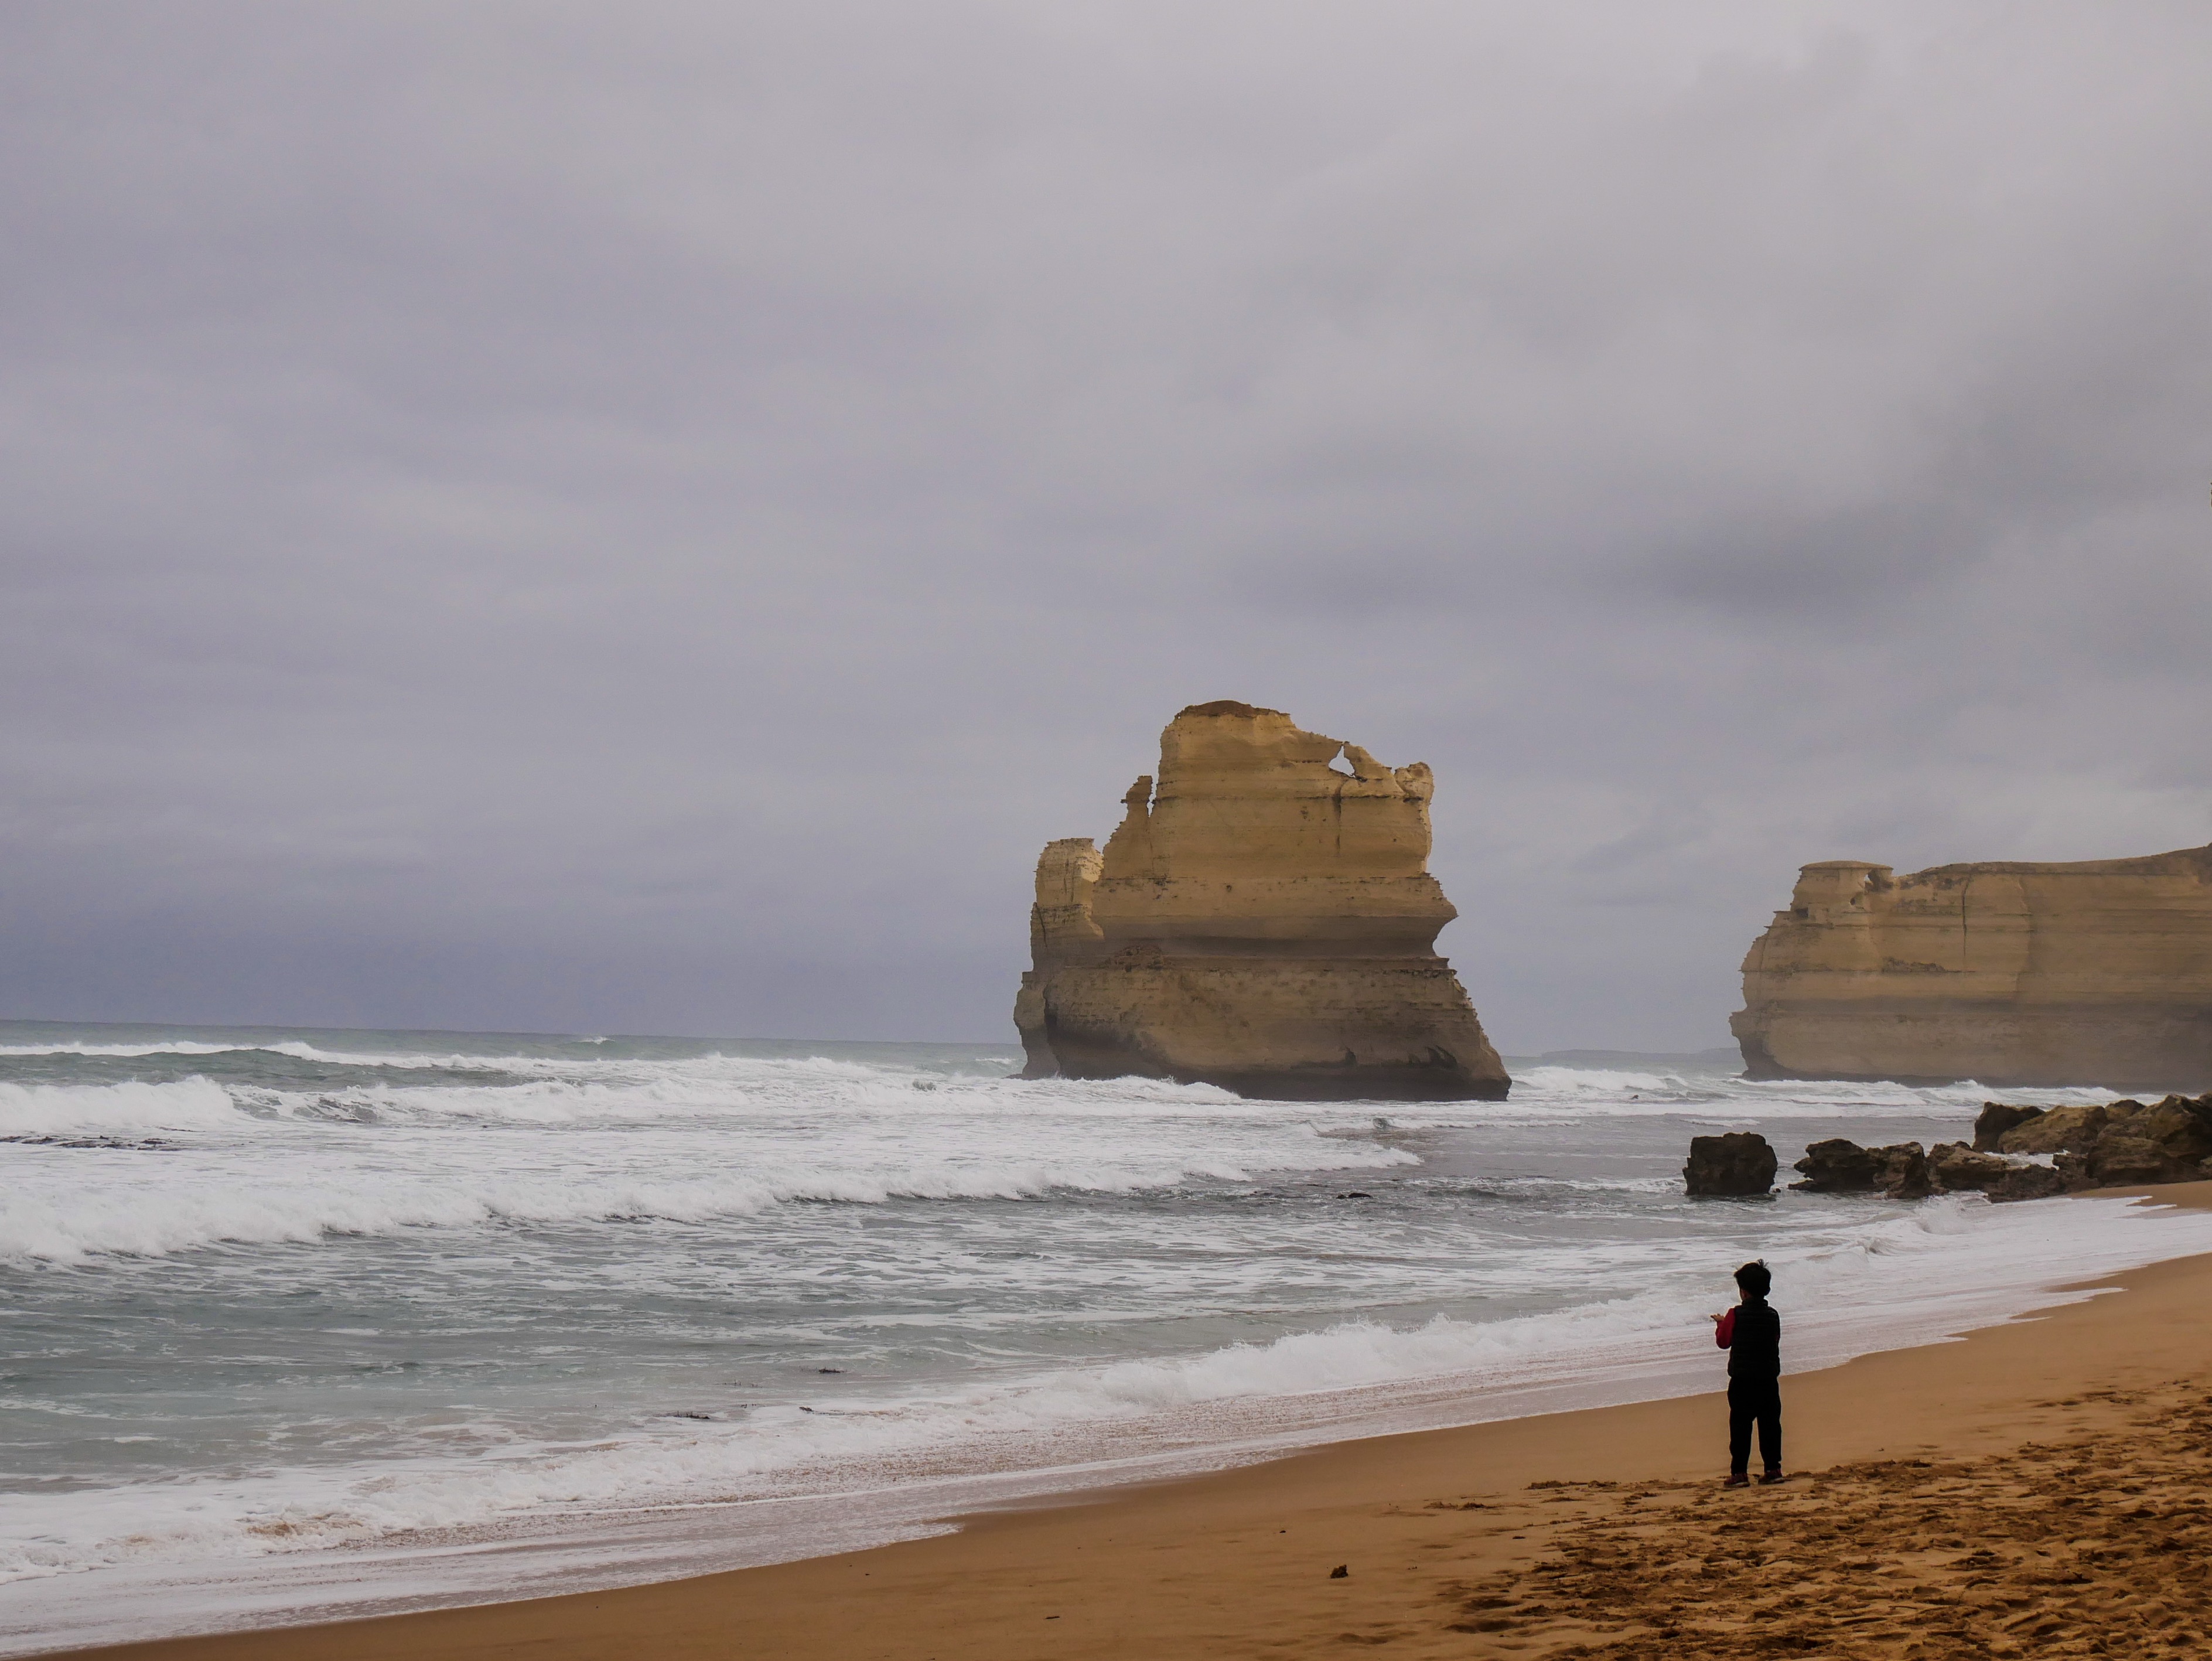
6,1019,2212,1654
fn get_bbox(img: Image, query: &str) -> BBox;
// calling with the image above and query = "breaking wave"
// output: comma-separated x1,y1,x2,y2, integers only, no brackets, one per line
9,1190,2211,1591
5,1021,2205,1652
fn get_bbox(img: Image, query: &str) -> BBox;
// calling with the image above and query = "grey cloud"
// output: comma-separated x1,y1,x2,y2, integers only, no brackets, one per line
4,1,2210,1049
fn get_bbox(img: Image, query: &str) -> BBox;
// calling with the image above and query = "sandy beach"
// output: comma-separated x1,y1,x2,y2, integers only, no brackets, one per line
50,1181,2211,1661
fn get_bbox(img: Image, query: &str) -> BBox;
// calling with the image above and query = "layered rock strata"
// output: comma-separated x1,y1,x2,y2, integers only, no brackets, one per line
1013,702,1508,1100
1733,847,2212,1090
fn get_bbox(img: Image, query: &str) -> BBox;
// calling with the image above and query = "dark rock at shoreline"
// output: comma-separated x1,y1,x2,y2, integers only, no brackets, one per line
1999,1103,2111,1155
1795,1137,2059,1201
1684,1131,1777,1197
1986,1163,2068,1202
1973,1101,2047,1152
1793,1137,1931,1196
1870,1141,1933,1199
1793,1138,1889,1194
2065,1135,2172,1188
1928,1141,2013,1192
1804,1092,2212,1202
1983,1092,2212,1190
1768,1093,2212,1208
2134,1094,2212,1164
1924,1142,2068,1201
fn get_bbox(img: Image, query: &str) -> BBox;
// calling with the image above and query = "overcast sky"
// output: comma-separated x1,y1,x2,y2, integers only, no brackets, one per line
4,2,2209,1052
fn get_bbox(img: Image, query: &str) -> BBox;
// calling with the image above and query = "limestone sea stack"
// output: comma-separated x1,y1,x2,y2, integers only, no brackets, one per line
1012,702,1509,1100
1732,847,2212,1090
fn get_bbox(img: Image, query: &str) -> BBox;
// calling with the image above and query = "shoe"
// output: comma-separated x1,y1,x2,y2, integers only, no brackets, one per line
1758,1471,1787,1485
1723,1474,1749,1488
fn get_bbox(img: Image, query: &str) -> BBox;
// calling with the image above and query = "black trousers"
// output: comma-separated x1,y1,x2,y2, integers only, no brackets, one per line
1728,1377,1782,1475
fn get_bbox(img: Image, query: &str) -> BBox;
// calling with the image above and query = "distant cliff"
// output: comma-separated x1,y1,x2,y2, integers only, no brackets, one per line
1013,702,1509,1100
1732,847,2212,1089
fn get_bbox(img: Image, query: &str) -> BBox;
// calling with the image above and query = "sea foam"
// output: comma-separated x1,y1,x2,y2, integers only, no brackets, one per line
2,1022,2203,1655
7,1191,2208,1598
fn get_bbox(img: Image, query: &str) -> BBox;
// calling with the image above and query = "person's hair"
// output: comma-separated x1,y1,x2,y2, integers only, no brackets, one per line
1733,1260,1771,1298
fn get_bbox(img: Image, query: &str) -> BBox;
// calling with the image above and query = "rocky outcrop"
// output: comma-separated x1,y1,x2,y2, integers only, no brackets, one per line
1733,847,2212,1090
1984,1163,2070,1202
1792,1138,1933,1199
1993,1103,2109,1157
1684,1131,1778,1196
1790,1137,1886,1193
1792,1137,2061,1201
1926,1141,2068,1200
1926,1141,2013,1192
1971,1101,2049,1152
1980,1093,2212,1189
1013,702,1509,1100
1795,1094,2212,1202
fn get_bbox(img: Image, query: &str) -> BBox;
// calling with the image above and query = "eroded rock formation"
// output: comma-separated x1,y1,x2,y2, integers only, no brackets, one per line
1732,847,2212,1090
1789,1137,2062,1201
1013,702,1508,1100
1926,1141,2026,1196
1682,1131,1777,1196
1784,1095,2212,1203
1977,1094,2212,1189
1791,1138,1933,1199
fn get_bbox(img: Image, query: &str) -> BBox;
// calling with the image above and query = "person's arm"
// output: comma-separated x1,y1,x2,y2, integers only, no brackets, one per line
1714,1308,1736,1348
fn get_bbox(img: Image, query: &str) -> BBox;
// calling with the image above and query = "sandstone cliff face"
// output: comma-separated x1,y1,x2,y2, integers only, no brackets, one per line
1733,847,2212,1089
1014,702,1509,1100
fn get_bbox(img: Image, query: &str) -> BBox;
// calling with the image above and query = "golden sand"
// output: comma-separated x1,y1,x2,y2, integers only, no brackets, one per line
1433,1378,2212,1656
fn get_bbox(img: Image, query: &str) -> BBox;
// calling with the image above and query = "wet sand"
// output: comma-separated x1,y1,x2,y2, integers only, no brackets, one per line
61,1183,2212,1660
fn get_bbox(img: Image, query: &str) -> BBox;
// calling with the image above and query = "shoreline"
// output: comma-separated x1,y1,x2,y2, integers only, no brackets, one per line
46,1179,2212,1660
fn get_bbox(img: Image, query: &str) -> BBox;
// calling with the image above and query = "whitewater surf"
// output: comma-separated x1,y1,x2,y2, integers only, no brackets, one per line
6,1020,2210,1654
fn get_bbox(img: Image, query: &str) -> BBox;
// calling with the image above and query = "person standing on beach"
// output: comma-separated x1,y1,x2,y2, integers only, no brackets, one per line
1711,1260,1783,1487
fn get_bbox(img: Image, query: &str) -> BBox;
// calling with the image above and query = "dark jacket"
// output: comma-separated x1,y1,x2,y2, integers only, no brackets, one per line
1716,1298,1781,1380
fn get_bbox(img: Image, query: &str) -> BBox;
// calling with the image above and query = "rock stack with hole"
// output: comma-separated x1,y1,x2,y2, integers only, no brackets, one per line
1013,702,1509,1100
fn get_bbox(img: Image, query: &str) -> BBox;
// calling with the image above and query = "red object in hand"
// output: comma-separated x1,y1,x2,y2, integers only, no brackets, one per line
1715,1308,1737,1349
